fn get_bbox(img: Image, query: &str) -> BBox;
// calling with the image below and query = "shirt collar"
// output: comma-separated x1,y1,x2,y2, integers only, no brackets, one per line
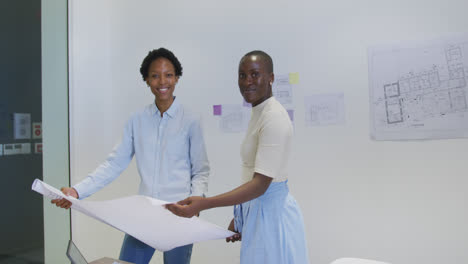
152,96,180,118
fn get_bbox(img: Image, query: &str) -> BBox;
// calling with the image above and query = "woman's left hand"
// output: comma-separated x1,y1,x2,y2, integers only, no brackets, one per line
165,196,206,218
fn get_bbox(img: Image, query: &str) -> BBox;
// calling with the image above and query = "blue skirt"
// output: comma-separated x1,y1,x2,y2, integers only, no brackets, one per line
234,181,310,264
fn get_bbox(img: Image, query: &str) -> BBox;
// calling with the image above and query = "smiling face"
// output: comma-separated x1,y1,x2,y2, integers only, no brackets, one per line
238,55,274,107
146,57,179,109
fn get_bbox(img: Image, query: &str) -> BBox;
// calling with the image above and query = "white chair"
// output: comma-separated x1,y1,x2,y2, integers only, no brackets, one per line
330,258,391,264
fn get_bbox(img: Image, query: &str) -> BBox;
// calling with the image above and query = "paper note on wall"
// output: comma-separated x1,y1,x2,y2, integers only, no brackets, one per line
213,105,222,116
304,93,346,126
289,72,299,84
273,74,294,108
219,104,250,133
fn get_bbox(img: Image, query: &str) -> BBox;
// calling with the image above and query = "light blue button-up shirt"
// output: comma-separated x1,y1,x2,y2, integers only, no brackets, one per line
73,98,210,202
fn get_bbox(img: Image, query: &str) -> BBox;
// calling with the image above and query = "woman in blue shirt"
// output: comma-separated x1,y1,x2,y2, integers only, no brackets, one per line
52,48,210,264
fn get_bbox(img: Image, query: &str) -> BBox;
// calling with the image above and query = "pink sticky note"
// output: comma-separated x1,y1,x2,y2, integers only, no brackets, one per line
213,105,222,116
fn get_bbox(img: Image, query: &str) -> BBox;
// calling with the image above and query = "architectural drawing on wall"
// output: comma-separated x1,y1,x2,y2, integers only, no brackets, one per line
273,74,294,108
219,104,250,133
368,35,468,140
304,93,346,127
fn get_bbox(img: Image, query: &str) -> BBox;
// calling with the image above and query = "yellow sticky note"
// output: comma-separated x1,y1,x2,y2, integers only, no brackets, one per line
289,72,299,84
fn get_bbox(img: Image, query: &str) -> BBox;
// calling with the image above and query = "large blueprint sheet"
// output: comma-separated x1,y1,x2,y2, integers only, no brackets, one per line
32,179,234,251
368,34,468,140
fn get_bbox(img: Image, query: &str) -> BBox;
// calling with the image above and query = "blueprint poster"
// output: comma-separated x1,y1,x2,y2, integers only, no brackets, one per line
368,34,468,140
304,93,346,127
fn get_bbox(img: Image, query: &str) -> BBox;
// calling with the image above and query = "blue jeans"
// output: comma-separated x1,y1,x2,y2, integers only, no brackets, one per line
119,234,193,264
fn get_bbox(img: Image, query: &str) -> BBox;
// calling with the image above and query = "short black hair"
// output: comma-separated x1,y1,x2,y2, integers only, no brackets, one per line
241,50,274,73
139,48,183,81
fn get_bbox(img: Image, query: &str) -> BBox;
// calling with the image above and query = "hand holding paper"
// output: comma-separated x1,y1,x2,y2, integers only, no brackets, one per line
32,179,234,251
165,196,207,218
51,187,78,209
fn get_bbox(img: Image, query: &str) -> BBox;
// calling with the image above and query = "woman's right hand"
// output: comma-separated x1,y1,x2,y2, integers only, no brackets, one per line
51,187,78,209
226,218,241,243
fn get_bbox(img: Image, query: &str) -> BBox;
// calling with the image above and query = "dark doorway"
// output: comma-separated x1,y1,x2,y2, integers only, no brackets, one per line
0,0,44,263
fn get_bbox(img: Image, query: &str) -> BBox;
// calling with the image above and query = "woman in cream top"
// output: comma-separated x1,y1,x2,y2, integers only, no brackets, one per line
167,50,309,264
240,96,291,184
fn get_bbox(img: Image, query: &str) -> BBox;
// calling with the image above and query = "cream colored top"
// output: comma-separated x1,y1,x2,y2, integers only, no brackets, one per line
240,97,292,184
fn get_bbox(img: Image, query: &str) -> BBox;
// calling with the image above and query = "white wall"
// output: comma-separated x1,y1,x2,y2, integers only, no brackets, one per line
69,1,468,263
